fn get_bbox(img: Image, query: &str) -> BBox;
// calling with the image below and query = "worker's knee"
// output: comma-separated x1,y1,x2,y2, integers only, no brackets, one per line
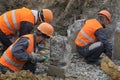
88,42,103,51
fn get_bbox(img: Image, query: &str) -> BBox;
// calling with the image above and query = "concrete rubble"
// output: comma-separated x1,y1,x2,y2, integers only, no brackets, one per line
113,22,120,59
34,19,113,80
0,19,115,80
67,19,86,53
65,56,111,80
47,35,73,78
0,0,120,80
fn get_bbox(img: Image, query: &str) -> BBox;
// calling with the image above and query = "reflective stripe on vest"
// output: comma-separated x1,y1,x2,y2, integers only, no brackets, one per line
3,52,22,70
76,36,88,45
12,10,19,31
80,29,95,43
3,10,19,34
75,29,96,46
0,34,34,72
75,19,103,47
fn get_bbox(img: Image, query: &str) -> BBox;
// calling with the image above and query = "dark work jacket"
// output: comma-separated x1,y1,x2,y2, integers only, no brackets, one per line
95,28,112,53
19,21,34,36
12,34,36,61
76,28,112,54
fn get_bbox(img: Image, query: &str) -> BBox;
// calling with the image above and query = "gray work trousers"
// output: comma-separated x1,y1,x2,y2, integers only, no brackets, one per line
76,42,104,62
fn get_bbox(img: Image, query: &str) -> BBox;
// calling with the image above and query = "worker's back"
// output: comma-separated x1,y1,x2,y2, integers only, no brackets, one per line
0,7,34,35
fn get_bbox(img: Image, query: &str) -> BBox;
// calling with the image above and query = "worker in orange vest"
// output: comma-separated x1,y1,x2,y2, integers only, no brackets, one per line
75,10,112,65
0,22,54,74
0,7,53,53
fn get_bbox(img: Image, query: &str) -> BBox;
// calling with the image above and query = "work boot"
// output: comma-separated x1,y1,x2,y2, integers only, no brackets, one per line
86,60,100,66
85,57,102,66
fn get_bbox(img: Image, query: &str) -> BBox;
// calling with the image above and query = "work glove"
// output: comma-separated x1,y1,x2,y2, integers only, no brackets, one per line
43,55,49,62
30,52,49,63
39,50,49,56
35,56,47,62
106,52,112,59
36,55,49,62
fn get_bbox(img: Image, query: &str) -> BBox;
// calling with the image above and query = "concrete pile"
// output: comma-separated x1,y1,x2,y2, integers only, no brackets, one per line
67,19,86,53
114,22,120,59
65,56,110,80
47,35,72,78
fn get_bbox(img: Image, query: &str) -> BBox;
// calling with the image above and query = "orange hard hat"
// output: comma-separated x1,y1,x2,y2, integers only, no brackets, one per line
42,9,53,23
98,10,111,24
37,22,54,38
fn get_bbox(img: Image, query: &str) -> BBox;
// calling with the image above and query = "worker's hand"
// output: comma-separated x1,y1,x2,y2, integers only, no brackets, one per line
30,52,49,63
36,55,49,62
35,56,46,62
43,55,49,62
30,52,42,63
106,52,112,59
39,50,49,56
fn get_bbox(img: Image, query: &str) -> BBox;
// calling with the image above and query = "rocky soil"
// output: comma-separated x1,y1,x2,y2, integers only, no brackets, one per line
0,0,120,80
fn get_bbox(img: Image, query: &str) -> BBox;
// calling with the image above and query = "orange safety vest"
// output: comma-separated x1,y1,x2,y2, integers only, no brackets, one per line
75,19,103,47
0,7,35,35
0,34,34,72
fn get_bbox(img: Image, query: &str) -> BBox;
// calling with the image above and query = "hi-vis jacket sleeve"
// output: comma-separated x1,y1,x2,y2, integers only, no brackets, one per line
95,28,112,53
11,37,31,61
19,21,34,37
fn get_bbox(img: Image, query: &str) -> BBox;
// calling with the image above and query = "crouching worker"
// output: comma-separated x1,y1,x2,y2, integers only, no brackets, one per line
0,7,53,54
75,10,113,65
0,22,54,74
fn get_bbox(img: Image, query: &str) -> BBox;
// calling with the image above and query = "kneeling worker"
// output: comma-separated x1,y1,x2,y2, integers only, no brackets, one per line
0,22,54,74
75,10,113,65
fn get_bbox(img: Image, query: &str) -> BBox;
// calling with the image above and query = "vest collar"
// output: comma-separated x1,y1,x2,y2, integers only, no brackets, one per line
31,10,38,24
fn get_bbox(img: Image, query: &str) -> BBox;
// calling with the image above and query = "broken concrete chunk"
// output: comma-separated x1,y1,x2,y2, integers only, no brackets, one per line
67,19,86,53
